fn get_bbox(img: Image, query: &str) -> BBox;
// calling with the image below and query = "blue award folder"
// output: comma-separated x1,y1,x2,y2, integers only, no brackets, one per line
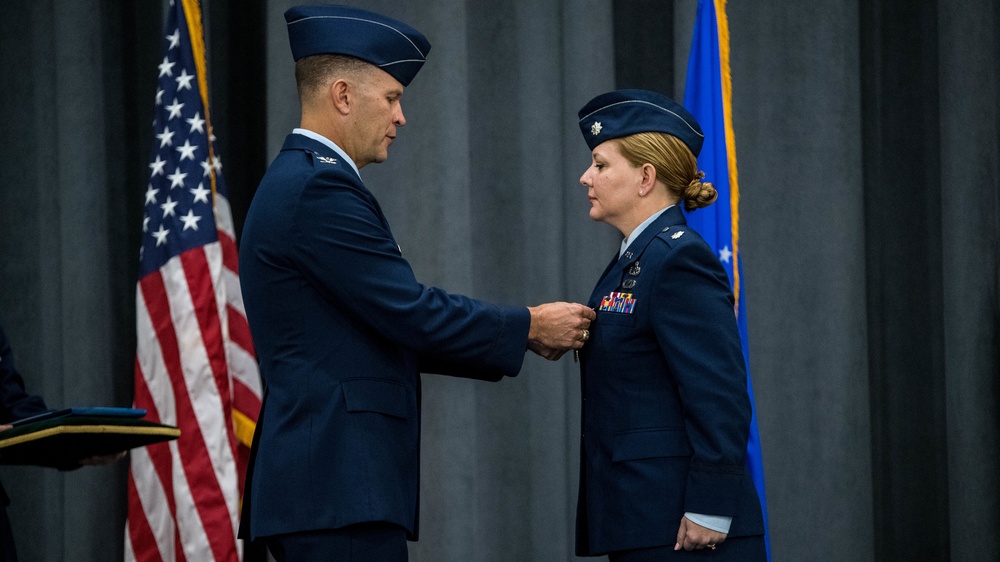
0,407,179,469
9,407,147,427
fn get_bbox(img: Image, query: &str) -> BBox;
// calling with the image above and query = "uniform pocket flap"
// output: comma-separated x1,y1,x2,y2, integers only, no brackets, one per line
612,428,692,462
341,378,408,419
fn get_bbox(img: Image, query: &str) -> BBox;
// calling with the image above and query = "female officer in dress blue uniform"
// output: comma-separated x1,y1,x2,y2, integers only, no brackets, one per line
574,90,765,561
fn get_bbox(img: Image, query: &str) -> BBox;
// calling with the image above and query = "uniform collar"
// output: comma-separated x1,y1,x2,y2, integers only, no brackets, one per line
597,205,687,287
290,128,361,179
620,205,675,258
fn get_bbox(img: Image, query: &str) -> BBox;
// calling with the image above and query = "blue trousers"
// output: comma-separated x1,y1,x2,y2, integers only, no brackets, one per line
263,522,407,562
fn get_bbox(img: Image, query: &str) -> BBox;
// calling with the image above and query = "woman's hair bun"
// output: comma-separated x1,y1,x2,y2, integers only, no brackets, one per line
682,171,717,211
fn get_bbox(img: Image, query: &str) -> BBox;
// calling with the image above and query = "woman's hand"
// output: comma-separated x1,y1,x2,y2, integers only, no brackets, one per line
674,516,727,551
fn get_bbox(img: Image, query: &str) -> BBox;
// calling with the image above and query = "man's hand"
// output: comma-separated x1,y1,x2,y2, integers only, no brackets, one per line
526,341,568,361
527,302,595,352
674,515,727,551
78,451,128,466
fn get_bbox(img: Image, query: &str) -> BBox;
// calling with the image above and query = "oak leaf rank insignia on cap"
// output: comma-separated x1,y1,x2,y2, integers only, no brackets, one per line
578,89,705,157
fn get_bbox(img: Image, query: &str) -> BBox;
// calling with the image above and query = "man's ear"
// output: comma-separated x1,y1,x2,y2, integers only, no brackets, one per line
329,79,352,115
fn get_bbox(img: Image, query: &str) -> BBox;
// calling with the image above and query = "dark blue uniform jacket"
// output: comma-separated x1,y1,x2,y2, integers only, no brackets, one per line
238,133,530,540
576,206,764,556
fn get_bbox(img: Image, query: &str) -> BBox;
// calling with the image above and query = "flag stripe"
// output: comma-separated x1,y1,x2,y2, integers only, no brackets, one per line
180,246,239,458
134,298,195,562
140,269,239,562
225,309,255,372
127,470,167,562
132,359,181,545
218,229,240,275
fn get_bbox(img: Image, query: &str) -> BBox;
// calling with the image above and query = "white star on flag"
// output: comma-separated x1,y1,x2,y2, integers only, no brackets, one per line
148,155,166,177
190,183,211,204
175,69,195,91
152,224,169,246
157,56,175,78
180,209,202,231
719,245,732,263
166,29,180,50
186,112,206,134
156,126,175,148
167,168,188,188
165,98,185,120
160,196,179,218
175,139,198,161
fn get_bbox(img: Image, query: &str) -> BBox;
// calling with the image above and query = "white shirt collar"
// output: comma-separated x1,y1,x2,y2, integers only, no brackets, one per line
293,128,361,178
620,205,675,258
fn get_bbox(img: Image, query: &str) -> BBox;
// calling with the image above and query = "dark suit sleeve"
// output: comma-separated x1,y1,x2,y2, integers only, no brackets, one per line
416,354,509,382
649,238,751,517
0,323,49,424
290,170,530,377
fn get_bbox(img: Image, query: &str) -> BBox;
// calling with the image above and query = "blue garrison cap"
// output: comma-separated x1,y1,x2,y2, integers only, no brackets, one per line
578,89,705,157
285,5,431,87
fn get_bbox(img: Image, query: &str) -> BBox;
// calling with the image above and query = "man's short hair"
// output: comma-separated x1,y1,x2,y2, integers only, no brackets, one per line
294,54,373,104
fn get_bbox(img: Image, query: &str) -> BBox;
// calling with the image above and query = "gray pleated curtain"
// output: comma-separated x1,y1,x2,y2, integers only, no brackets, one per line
0,1,996,560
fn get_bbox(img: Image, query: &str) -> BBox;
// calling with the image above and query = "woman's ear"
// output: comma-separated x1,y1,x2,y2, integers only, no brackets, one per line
640,163,657,190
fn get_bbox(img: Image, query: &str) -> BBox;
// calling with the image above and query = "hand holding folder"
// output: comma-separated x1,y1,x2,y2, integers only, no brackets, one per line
0,407,179,469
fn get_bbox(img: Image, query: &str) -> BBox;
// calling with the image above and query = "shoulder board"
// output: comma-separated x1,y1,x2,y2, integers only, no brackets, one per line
305,150,339,167
655,226,688,248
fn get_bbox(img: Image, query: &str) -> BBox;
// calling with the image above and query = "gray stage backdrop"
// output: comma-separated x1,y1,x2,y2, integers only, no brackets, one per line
0,0,997,561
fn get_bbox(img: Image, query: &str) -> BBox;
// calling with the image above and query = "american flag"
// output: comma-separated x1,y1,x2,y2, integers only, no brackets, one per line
126,1,262,560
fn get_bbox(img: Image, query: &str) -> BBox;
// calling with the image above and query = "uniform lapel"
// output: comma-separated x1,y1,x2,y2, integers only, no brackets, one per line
590,206,687,303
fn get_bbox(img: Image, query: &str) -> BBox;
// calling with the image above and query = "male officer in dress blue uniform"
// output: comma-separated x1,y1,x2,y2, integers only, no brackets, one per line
238,5,594,561
573,91,765,560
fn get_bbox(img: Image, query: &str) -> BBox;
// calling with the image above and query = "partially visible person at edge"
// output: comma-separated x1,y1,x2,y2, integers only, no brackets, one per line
0,320,46,562
0,319,123,562
237,5,595,561
573,89,766,561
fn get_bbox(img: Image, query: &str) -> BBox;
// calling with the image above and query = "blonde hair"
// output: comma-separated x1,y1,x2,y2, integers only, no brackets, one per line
616,132,717,212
